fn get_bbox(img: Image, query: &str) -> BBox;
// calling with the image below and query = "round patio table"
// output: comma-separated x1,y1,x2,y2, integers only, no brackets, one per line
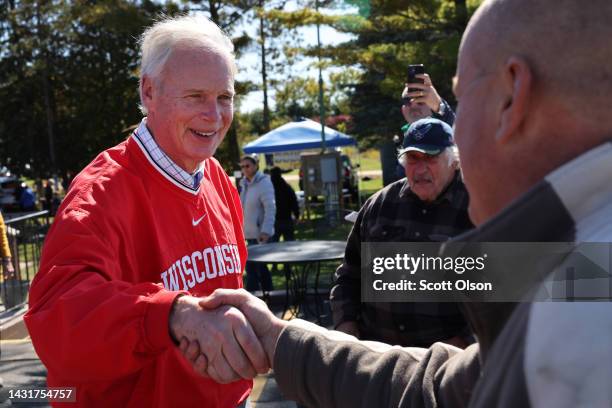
246,240,346,321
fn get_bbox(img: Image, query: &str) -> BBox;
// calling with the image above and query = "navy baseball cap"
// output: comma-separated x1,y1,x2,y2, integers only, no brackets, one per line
398,118,454,157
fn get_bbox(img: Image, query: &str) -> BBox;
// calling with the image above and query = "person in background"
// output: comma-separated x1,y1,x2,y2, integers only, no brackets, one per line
401,73,455,128
394,73,457,181
42,178,53,213
0,211,15,280
34,178,44,208
239,155,276,300
331,118,474,348
268,166,300,280
18,182,36,211
269,166,299,243
62,170,73,192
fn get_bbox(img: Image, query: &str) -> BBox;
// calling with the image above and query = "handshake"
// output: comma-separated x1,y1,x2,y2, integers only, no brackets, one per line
168,289,288,383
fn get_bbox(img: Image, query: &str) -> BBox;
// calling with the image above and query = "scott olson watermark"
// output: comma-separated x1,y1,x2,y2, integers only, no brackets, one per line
361,242,612,302
372,278,492,292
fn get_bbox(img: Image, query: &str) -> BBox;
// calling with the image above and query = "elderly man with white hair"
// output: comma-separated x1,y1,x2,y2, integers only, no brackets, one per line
330,118,474,348
25,15,267,407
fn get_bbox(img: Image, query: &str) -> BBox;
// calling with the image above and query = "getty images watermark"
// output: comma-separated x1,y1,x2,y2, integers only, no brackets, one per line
371,252,491,292
361,242,612,302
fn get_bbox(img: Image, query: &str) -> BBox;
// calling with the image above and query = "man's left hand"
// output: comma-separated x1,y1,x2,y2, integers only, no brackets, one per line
178,289,287,374
169,295,270,383
258,233,270,243
2,258,15,280
404,73,443,113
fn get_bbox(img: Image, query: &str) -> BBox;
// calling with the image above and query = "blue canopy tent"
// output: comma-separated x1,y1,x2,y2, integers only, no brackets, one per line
242,118,362,212
242,118,356,153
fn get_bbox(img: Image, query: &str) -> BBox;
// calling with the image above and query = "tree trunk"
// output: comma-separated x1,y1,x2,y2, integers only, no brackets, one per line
454,0,468,31
35,1,56,175
208,0,220,24
259,0,270,132
225,124,241,172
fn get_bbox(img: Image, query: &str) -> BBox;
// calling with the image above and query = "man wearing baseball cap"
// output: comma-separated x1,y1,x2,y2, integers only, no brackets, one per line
398,118,459,202
392,73,457,182
331,118,474,347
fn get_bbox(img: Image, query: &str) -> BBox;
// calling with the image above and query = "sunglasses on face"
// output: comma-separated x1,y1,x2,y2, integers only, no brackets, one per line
240,164,252,169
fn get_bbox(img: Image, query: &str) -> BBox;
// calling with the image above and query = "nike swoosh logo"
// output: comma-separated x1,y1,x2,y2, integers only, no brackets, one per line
192,214,207,226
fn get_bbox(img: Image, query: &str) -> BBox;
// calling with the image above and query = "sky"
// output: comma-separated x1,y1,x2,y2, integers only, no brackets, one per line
234,4,357,113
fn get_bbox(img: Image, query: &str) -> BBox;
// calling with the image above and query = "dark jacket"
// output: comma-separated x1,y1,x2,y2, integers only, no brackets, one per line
331,173,474,347
270,173,299,222
274,142,612,408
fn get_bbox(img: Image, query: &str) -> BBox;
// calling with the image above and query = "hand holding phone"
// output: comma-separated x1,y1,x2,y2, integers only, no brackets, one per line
402,66,443,113
407,64,425,93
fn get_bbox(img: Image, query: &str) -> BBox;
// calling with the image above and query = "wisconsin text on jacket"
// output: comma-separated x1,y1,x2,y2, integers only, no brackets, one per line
160,244,242,290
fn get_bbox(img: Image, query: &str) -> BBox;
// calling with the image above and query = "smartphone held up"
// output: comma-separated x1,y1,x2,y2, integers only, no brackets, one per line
407,64,425,94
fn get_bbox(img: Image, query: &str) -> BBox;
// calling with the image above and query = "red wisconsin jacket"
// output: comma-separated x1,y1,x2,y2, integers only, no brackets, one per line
25,134,251,407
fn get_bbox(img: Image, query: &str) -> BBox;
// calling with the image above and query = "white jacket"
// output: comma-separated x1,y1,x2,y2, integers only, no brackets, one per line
240,171,276,240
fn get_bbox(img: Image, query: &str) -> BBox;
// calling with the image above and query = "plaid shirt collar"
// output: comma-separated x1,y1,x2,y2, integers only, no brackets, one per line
399,170,462,205
132,118,204,192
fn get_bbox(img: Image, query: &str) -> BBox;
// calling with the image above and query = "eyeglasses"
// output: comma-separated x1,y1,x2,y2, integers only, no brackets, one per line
240,164,251,169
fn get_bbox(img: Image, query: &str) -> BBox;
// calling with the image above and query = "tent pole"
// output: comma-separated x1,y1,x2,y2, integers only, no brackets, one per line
315,0,326,152
357,147,362,208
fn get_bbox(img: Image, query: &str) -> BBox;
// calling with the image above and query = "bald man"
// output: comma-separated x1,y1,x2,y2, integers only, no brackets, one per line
184,1,612,406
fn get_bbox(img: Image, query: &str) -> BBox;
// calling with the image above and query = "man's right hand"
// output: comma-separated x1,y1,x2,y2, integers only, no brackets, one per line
169,295,270,383
336,321,360,338
403,73,443,113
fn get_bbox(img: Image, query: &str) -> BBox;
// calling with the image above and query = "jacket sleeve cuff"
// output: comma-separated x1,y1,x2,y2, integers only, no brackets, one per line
262,226,275,236
333,315,359,330
143,290,187,352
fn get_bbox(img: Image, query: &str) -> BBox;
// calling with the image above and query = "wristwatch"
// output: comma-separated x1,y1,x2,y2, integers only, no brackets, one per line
437,101,446,116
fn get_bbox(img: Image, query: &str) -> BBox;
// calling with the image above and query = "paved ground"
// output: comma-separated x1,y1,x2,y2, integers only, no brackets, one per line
0,340,295,407
1,339,50,407
0,292,333,407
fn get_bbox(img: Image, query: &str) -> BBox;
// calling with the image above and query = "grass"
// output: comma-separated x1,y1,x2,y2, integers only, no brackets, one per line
360,177,382,193
356,149,381,172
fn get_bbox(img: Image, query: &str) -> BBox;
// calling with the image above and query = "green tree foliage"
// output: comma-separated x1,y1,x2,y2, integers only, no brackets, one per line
183,0,258,31
232,67,357,152
326,0,481,148
0,0,263,178
264,0,481,148
236,1,356,139
0,0,181,178
274,69,358,120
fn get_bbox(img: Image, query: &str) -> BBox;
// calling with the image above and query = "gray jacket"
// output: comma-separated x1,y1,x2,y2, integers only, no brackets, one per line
273,142,612,407
240,172,275,240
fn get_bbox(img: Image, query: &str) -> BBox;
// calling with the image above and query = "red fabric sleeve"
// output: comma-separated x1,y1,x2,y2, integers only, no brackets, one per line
24,210,186,383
